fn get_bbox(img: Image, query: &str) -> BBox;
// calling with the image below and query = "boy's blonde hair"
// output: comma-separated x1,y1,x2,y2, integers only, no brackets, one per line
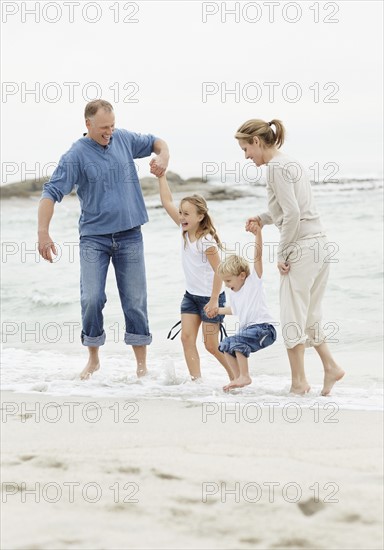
217,255,250,278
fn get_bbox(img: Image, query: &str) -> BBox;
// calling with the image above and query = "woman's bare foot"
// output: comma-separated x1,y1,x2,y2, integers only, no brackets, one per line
80,360,100,380
223,375,252,392
321,366,345,396
289,383,311,395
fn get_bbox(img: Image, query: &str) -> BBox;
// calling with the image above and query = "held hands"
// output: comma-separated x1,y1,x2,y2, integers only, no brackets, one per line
204,301,219,319
38,231,57,263
149,156,168,177
246,220,262,236
245,216,263,232
245,216,290,275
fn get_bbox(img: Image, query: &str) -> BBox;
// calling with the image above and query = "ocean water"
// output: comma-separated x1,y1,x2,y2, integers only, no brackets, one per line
1,180,383,410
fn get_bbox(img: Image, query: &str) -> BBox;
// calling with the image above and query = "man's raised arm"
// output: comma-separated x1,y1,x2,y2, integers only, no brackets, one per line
149,138,170,177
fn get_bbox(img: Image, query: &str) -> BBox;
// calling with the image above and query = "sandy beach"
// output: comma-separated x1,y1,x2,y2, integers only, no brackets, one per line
2,0,383,547
1,391,383,550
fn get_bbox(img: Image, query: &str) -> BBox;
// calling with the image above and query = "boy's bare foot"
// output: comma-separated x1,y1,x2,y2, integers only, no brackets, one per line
223,375,252,392
289,383,311,395
80,360,100,380
321,366,345,396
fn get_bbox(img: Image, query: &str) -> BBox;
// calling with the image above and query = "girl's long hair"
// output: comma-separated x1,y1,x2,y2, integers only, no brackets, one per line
180,195,222,249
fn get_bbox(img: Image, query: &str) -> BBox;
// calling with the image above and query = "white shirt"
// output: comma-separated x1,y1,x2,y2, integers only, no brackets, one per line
181,231,219,296
228,270,274,329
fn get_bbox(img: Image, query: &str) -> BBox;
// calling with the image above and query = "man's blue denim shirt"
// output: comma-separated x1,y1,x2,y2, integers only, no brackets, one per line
41,129,156,236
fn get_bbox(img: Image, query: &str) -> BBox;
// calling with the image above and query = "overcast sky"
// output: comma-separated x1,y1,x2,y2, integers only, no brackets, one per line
1,0,383,184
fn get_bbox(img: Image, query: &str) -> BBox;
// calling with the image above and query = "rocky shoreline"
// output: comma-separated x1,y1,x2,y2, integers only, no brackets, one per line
0,171,248,201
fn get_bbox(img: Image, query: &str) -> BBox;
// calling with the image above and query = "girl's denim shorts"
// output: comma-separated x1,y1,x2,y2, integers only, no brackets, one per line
181,290,226,324
219,323,277,358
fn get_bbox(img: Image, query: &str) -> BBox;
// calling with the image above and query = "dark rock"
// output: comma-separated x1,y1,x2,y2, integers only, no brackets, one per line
0,172,244,201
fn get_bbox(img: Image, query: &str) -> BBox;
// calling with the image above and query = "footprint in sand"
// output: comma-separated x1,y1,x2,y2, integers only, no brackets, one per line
19,454,36,462
297,497,326,516
151,469,183,480
174,496,216,506
270,537,314,548
239,538,262,545
103,466,141,475
342,513,362,523
117,466,141,475
17,413,33,421
169,507,190,517
340,513,375,525
174,497,201,505
106,503,141,513
35,457,68,470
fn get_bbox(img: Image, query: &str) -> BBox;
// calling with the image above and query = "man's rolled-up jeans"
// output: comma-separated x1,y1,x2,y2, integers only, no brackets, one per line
79,227,152,347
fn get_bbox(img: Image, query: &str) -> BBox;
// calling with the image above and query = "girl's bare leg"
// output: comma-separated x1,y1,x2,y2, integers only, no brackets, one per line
202,322,234,380
181,314,202,379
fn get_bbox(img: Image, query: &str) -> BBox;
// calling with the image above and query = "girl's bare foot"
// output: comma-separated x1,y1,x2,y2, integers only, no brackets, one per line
80,360,100,380
321,366,345,396
137,366,148,378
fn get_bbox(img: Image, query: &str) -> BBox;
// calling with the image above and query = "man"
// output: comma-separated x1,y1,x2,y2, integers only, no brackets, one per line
38,99,169,380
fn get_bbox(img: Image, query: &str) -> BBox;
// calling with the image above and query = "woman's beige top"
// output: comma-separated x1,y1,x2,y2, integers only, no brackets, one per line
259,153,325,263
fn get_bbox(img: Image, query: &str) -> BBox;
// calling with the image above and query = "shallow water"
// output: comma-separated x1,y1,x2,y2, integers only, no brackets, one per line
1,182,383,408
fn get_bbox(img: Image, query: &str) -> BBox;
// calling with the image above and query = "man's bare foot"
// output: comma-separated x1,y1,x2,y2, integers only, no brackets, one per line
289,383,311,395
223,375,252,392
80,360,100,380
321,366,345,396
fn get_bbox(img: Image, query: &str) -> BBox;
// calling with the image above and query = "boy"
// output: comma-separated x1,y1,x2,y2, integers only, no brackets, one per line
205,221,276,391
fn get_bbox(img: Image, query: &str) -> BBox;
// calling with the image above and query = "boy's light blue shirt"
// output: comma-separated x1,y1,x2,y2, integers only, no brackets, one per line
41,128,156,236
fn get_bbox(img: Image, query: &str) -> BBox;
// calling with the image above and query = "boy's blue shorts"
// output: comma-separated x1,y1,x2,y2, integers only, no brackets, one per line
219,323,277,358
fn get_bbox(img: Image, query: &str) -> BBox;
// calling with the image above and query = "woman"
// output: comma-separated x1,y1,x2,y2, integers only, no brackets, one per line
236,118,344,395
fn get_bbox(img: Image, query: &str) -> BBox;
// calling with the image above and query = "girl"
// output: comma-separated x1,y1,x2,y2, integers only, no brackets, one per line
157,174,233,381
236,118,344,395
